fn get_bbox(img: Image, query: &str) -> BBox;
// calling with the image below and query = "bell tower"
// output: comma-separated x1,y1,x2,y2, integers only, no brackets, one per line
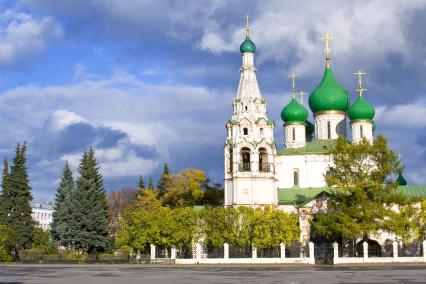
224,16,277,207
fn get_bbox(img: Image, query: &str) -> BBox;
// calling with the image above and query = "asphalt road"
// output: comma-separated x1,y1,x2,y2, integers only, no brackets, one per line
1,264,426,284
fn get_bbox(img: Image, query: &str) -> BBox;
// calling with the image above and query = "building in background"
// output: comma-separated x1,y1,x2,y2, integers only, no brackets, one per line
31,202,54,231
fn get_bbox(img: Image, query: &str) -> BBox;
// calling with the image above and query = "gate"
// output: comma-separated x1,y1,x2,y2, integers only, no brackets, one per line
314,242,334,264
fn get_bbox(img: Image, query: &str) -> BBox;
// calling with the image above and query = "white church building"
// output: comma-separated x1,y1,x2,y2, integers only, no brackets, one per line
223,23,426,246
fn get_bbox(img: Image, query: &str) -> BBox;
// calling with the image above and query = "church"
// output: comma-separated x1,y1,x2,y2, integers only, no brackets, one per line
223,21,426,245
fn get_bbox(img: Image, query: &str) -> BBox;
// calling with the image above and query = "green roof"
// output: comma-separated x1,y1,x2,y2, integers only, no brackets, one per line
240,36,256,53
348,95,375,121
309,67,349,113
277,139,337,155
281,97,308,124
397,174,407,186
277,185,426,205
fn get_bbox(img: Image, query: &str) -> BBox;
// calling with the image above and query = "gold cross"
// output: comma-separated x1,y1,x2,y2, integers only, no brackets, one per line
354,70,367,96
321,32,333,68
288,73,298,98
297,91,306,105
245,14,250,36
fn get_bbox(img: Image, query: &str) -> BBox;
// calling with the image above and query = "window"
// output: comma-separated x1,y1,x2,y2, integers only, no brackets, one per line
293,169,299,186
228,148,233,173
245,106,248,111
240,147,251,171
260,128,264,136
360,125,364,138
292,127,296,141
258,148,268,172
243,128,248,135
327,121,331,139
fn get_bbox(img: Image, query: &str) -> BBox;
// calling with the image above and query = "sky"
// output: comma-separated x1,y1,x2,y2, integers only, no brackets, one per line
1,0,426,202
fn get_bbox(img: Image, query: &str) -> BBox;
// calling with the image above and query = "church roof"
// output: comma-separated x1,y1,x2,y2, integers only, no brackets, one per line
281,97,308,124
240,35,256,53
277,139,337,155
348,95,375,121
278,185,426,206
308,68,349,113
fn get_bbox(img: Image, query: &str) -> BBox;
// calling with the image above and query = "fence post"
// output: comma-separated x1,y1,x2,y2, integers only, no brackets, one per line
309,242,315,264
280,243,286,259
252,246,257,259
363,241,368,262
150,244,156,260
423,240,426,262
171,245,176,260
224,243,229,259
333,242,339,264
393,241,398,262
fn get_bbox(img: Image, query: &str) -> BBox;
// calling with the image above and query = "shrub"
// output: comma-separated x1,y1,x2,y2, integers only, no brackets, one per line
64,250,89,263
0,224,17,262
18,248,44,261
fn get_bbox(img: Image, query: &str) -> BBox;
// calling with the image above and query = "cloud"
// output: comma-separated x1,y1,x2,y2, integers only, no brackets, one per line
0,10,63,66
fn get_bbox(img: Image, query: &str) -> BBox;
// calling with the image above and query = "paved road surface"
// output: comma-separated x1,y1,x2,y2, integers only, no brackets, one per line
1,264,426,284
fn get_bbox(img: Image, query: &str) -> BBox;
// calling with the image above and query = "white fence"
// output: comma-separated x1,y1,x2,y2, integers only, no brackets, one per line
149,242,315,264
333,241,426,264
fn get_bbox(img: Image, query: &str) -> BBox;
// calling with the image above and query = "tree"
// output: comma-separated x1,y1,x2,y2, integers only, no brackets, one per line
157,164,170,197
137,176,145,189
148,176,154,190
107,187,136,236
0,224,17,262
202,181,224,206
51,162,74,246
68,149,110,253
311,136,407,247
162,169,206,208
2,143,34,248
135,188,162,211
0,158,10,222
32,227,54,253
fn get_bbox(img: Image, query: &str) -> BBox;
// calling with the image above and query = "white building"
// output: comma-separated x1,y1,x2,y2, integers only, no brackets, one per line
31,202,54,231
224,25,426,247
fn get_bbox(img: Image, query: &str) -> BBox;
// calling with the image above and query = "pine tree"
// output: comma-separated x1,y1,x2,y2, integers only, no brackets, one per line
5,143,34,248
69,149,110,253
138,175,145,189
157,163,170,196
148,176,154,190
51,162,74,246
0,158,10,222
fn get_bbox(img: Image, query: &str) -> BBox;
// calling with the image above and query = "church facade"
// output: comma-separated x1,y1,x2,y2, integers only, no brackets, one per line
223,24,425,245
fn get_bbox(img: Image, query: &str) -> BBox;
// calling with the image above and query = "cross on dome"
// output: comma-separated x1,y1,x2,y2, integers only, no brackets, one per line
354,70,367,96
288,73,298,98
245,14,250,36
321,32,333,68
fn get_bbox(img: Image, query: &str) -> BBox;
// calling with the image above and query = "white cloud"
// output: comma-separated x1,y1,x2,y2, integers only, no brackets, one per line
0,10,63,65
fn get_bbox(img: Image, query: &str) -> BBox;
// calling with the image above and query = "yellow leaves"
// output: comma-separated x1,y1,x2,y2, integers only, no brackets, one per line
135,188,162,211
163,169,207,207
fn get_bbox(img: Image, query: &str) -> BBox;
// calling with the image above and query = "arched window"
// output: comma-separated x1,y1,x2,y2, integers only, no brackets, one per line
243,128,248,135
258,148,268,172
292,127,296,141
360,125,364,138
260,128,264,136
240,147,251,171
245,105,248,111
293,169,299,187
327,121,331,139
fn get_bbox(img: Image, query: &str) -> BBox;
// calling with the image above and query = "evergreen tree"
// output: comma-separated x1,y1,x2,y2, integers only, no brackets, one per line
0,158,10,222
157,164,169,196
148,176,154,190
138,175,145,189
69,149,110,253
4,143,34,248
51,162,74,246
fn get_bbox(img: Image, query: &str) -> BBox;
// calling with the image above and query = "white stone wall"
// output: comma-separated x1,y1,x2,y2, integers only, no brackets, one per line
351,121,373,143
314,112,346,140
32,206,53,231
275,154,331,189
285,124,306,148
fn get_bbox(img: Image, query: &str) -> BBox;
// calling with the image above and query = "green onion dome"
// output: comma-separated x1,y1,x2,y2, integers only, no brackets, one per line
281,97,308,124
396,174,407,186
348,95,375,121
306,120,314,136
240,36,256,53
309,68,349,113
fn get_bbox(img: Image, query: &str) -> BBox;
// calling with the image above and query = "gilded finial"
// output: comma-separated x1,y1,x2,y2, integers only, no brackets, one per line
321,32,333,68
354,70,367,96
245,14,250,36
288,73,298,99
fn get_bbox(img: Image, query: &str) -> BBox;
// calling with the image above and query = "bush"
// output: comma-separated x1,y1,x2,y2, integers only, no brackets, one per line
64,250,89,263
0,224,17,262
18,248,44,261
